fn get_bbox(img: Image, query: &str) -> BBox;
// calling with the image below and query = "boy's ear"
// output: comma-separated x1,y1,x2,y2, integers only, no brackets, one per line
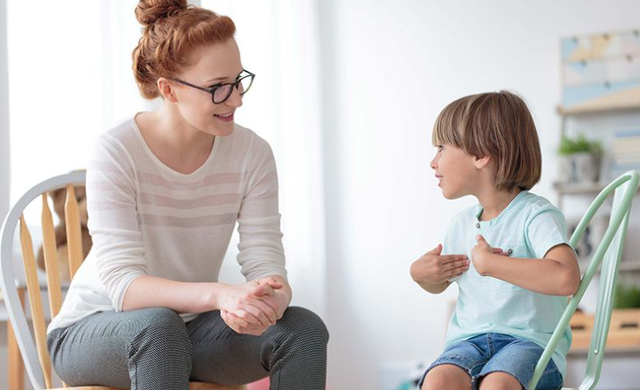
473,154,491,170
157,77,179,103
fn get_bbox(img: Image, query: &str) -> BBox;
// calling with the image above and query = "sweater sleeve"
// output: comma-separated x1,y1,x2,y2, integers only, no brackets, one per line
236,137,287,281
86,135,147,311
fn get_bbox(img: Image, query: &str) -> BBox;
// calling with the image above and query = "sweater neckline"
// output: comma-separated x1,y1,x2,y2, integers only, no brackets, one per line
130,114,220,179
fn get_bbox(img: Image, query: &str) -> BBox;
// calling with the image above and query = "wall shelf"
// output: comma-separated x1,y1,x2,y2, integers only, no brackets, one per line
553,181,640,195
557,103,640,116
579,260,640,272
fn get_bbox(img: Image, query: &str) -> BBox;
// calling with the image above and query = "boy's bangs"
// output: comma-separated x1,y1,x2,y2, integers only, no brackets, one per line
432,105,463,148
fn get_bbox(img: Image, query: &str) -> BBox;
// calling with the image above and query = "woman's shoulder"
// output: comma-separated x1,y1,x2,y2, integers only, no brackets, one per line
226,123,274,158
96,117,139,150
89,117,142,167
230,123,269,145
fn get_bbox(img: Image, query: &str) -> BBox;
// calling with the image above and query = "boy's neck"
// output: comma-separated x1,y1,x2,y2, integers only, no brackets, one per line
476,188,522,221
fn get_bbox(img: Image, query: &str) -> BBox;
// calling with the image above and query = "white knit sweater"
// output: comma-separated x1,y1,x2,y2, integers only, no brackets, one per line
48,118,287,332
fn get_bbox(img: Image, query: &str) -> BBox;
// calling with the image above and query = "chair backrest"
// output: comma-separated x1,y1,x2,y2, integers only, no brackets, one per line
0,171,86,390
528,170,640,390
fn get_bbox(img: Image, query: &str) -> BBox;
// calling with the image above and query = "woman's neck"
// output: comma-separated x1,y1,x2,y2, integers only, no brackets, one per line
135,106,215,174
152,105,214,156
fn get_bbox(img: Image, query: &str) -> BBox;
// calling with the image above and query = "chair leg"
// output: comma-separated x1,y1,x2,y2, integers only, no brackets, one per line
8,287,26,390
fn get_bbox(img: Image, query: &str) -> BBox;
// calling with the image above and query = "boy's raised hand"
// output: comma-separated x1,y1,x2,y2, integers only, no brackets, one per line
472,235,508,275
410,243,470,286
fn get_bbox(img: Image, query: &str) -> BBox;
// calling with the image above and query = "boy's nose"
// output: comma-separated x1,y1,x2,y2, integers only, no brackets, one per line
430,157,437,170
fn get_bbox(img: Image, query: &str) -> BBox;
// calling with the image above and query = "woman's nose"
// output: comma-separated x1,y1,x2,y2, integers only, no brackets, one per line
226,86,244,108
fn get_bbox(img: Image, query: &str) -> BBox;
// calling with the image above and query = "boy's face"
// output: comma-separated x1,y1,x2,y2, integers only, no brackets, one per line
430,144,479,199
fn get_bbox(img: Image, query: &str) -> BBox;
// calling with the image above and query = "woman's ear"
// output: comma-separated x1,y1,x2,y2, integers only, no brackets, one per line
157,77,179,103
473,155,491,170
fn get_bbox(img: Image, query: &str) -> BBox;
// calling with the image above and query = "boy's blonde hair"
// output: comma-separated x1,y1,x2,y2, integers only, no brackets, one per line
432,91,541,192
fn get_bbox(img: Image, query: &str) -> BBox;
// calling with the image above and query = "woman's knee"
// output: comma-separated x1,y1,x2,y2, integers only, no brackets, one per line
129,308,192,357
278,306,329,345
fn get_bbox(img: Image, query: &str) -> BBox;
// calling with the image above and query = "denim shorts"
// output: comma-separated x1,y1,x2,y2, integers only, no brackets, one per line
418,333,563,390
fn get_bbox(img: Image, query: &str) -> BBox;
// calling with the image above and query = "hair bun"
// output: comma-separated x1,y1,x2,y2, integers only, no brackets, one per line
135,0,188,27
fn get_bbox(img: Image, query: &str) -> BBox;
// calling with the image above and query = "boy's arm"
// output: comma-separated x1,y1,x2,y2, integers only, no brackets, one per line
410,244,469,294
472,236,580,296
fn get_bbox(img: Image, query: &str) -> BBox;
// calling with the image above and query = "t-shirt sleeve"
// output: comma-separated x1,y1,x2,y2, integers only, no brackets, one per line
236,137,287,281
87,135,147,311
525,205,571,259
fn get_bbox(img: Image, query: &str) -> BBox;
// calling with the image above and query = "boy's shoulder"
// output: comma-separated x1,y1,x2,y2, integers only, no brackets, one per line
515,191,562,219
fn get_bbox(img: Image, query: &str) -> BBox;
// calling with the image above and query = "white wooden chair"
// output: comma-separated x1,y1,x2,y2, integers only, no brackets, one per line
0,171,244,390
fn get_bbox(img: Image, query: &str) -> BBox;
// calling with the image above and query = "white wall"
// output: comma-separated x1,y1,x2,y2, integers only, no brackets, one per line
1,0,11,384
0,0,10,221
1,1,9,387
318,1,640,389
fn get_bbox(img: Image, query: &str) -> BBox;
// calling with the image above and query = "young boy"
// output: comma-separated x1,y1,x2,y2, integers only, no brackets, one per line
410,91,581,390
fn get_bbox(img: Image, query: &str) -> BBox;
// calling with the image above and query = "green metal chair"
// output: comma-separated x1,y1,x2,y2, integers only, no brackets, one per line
528,170,640,390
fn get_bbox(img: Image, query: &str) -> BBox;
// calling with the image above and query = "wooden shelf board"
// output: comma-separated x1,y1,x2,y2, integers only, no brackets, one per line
553,181,640,195
568,345,640,357
579,260,640,272
557,103,640,116
553,181,607,194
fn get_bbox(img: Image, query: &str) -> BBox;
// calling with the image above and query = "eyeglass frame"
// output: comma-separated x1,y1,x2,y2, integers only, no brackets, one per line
168,69,255,104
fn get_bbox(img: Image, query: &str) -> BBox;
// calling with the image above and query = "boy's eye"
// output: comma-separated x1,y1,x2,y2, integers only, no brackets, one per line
437,145,444,152
208,83,224,89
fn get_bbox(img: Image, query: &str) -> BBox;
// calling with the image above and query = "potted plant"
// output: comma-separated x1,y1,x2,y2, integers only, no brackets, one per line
614,279,640,310
558,133,603,183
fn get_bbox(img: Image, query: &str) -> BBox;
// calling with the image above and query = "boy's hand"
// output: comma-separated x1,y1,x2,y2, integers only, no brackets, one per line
472,235,503,275
410,244,470,285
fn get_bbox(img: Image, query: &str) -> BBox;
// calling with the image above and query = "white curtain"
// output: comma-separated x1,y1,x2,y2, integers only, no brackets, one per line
7,1,103,205
202,0,327,318
0,0,10,222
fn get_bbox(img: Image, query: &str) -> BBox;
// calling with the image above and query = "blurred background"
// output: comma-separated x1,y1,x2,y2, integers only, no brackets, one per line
1,1,640,389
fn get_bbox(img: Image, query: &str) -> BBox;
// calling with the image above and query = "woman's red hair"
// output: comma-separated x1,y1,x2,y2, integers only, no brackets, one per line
132,0,236,99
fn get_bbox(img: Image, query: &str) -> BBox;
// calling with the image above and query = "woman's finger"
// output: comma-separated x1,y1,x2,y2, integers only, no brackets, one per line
249,299,278,324
242,303,272,327
231,309,261,327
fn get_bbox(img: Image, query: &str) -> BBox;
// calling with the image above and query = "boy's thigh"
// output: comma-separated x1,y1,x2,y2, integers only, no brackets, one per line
479,338,563,390
418,336,490,389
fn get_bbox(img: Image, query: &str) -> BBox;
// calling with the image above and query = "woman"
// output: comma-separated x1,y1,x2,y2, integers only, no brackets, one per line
46,1,328,389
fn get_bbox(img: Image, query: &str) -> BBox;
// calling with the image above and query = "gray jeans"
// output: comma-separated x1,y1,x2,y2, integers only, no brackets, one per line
47,306,328,390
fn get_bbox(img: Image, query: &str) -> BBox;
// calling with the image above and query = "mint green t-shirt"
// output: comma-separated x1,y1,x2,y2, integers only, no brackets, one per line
444,191,574,377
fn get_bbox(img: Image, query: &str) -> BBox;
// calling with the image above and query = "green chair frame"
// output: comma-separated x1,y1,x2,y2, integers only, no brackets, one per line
528,170,640,390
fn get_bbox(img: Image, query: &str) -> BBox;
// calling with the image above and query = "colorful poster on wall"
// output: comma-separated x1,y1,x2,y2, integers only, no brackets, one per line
562,29,640,112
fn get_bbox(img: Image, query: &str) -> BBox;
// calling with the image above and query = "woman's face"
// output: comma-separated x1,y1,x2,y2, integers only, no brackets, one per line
172,39,244,137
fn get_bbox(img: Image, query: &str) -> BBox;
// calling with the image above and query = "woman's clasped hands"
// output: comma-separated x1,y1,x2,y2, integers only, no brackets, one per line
218,276,289,335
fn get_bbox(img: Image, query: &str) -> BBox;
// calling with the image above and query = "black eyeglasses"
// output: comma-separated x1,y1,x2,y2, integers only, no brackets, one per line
169,69,255,104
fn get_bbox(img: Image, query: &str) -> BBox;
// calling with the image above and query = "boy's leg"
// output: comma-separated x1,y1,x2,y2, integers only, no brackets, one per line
422,364,471,390
476,335,563,390
187,306,329,390
478,372,521,390
48,307,192,390
418,334,491,390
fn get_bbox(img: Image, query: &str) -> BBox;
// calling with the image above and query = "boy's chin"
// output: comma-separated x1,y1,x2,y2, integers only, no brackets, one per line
441,189,464,200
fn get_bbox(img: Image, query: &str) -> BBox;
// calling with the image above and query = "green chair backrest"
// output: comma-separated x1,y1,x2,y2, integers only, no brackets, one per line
528,170,640,390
